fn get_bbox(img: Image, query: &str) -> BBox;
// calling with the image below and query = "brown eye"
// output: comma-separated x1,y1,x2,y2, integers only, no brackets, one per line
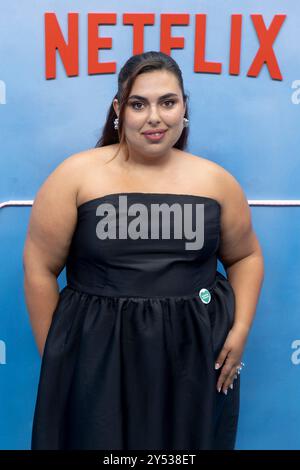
130,102,144,110
163,100,175,107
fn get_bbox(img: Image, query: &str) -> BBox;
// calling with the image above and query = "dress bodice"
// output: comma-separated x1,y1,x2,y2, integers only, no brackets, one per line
65,192,221,297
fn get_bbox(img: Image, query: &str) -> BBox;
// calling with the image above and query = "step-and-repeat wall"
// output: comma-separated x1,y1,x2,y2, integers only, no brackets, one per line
0,0,299,449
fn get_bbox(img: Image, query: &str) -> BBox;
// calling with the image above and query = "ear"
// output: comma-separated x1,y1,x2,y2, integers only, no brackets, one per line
113,98,119,117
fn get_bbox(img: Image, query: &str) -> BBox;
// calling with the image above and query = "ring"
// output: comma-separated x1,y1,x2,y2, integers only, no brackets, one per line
236,361,245,374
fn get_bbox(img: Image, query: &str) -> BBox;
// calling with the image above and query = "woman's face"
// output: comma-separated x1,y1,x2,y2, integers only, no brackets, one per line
113,70,186,158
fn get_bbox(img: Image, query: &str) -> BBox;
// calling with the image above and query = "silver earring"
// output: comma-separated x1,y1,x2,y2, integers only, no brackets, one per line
114,117,119,130
183,117,189,128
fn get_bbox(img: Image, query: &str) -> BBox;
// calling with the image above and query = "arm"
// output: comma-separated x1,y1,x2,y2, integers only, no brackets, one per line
215,169,264,393
218,177,264,334
23,156,81,357
23,264,61,358
224,241,264,334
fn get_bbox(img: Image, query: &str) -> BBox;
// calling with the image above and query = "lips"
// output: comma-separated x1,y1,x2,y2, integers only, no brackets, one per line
143,130,167,142
143,129,167,135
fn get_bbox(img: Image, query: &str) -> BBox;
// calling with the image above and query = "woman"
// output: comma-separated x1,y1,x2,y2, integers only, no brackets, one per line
23,51,264,450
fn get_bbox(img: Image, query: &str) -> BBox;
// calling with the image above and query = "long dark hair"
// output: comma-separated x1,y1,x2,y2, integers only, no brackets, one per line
95,51,190,163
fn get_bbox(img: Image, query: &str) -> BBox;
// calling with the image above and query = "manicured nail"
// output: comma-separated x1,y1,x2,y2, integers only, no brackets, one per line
217,387,221,393
223,389,228,395
230,383,234,389
215,363,220,370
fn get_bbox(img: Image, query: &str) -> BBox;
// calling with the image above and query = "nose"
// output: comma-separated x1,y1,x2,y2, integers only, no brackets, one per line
147,104,161,125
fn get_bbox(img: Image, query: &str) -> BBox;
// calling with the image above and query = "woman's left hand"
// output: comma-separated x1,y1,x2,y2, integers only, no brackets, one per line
215,323,249,394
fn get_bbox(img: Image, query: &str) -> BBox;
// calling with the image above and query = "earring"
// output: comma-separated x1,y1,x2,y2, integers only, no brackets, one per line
114,117,119,130
183,117,189,128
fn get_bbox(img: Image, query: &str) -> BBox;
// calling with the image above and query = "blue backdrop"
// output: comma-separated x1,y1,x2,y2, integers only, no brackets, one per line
0,0,299,449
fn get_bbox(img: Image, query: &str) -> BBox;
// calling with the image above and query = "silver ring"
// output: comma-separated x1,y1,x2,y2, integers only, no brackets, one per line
236,361,245,375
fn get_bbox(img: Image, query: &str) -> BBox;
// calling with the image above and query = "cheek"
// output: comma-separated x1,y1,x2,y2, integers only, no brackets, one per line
163,109,184,125
124,109,145,127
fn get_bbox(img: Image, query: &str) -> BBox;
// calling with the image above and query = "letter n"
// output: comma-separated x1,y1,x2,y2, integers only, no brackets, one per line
45,13,79,79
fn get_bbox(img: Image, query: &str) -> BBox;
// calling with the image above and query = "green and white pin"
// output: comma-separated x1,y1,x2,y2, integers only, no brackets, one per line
199,288,211,304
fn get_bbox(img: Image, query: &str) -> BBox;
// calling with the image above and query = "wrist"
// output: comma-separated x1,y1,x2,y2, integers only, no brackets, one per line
231,321,251,336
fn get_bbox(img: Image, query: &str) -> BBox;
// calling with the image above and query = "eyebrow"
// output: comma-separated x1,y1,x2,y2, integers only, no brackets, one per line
128,93,179,101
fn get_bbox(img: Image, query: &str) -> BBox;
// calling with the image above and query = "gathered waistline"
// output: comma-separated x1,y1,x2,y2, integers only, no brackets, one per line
63,273,226,300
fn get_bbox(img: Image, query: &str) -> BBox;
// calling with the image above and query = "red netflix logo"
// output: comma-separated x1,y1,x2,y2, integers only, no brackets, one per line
44,13,286,81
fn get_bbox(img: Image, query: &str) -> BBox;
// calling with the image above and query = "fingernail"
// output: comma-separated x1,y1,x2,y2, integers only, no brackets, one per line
223,389,228,395
230,384,234,389
215,363,220,370
217,387,221,393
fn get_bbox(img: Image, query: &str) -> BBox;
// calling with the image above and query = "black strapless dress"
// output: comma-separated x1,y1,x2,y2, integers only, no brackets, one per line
31,192,240,450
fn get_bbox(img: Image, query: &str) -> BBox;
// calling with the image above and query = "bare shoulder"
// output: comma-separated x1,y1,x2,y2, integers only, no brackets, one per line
40,146,111,199
197,156,249,209
177,149,247,206
182,149,228,175
23,147,106,276
183,151,258,266
54,146,109,177
62,144,120,174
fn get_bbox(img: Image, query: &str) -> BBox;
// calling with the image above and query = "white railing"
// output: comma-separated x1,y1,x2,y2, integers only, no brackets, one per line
1,199,300,209
0,200,34,209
